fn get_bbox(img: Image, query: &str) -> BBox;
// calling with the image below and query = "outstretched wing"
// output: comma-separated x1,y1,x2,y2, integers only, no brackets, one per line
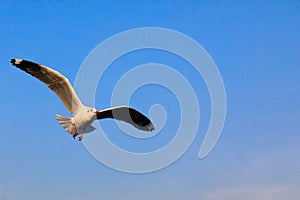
96,106,154,132
11,59,83,114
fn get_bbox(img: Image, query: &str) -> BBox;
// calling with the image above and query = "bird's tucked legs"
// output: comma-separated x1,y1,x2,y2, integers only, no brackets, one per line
78,134,83,141
72,127,78,139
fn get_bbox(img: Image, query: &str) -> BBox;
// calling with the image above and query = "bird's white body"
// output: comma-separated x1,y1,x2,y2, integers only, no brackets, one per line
73,106,97,133
56,106,98,140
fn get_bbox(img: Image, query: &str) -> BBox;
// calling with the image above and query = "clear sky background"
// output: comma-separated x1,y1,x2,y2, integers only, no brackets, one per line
1,1,300,200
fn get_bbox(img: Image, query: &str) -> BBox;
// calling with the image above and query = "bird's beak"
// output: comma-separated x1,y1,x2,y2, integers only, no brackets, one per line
94,111,100,115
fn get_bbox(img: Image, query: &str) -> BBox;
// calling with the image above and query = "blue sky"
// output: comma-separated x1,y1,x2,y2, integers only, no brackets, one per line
1,1,300,199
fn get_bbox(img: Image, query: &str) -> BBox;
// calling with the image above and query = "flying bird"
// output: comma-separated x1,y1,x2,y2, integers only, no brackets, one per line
11,59,154,141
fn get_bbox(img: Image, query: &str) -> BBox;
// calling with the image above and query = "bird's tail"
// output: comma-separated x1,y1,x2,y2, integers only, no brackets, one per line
55,114,75,134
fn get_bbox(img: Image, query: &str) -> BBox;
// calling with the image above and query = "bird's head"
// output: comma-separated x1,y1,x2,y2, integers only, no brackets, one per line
85,107,99,120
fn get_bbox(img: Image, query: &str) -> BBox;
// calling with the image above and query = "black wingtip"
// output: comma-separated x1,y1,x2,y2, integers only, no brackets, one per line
10,58,22,66
10,59,16,65
144,122,155,132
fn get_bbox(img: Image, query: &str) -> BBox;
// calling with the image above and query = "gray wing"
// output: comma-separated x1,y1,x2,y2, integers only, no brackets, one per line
96,106,154,132
11,59,83,114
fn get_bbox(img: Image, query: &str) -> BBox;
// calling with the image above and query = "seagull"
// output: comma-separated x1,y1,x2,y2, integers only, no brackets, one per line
11,59,154,141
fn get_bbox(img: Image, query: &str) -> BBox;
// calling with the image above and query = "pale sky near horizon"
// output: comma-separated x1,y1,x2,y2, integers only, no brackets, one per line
0,1,300,200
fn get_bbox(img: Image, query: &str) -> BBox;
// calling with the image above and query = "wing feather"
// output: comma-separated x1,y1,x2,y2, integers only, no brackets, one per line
11,59,83,114
97,106,154,132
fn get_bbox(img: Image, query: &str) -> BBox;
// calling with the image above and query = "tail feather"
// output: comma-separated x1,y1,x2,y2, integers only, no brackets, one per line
56,114,75,134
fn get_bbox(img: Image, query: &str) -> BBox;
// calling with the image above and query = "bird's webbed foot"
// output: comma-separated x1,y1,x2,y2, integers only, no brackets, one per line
78,134,83,141
72,127,78,139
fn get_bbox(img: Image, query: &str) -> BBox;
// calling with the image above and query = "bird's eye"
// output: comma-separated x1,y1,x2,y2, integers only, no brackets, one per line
87,110,89,112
